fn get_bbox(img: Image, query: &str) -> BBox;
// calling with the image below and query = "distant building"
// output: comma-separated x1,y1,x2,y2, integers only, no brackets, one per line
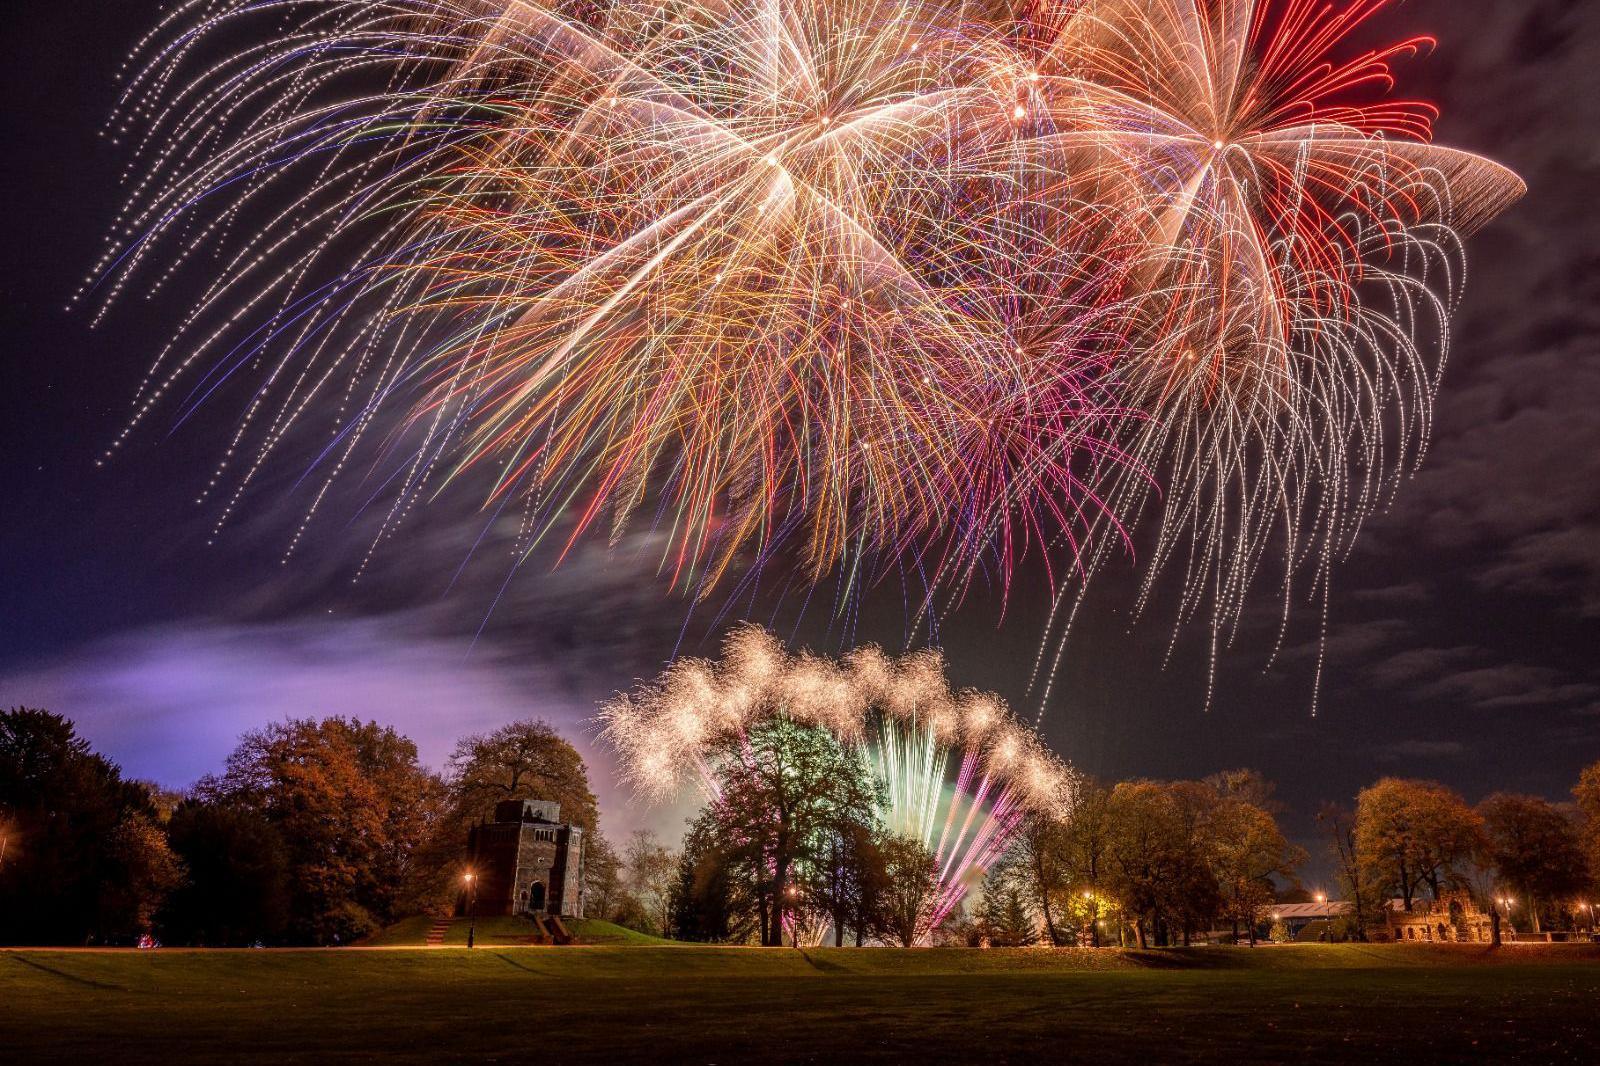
1269,894,1497,943
1271,901,1352,941
460,799,585,919
1376,892,1494,944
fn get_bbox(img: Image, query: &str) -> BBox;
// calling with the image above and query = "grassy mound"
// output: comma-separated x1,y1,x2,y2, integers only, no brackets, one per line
362,915,674,947
361,915,545,947
564,919,675,945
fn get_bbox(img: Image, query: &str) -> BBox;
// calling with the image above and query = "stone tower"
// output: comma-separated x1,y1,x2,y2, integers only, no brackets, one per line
462,799,585,918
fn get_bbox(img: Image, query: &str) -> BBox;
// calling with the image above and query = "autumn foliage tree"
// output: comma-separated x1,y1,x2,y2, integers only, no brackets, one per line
1477,793,1592,933
1577,761,1600,885
447,719,599,832
1103,781,1191,948
1318,802,1377,939
1094,774,1298,947
1210,796,1301,945
200,717,444,945
407,718,601,912
1354,778,1483,912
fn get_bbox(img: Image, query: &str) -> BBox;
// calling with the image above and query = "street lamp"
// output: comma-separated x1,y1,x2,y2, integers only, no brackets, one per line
463,871,478,949
784,884,801,948
1497,896,1515,940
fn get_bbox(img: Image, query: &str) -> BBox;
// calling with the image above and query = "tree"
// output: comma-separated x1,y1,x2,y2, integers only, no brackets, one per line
1010,812,1071,945
447,719,599,833
1102,782,1179,947
621,828,677,936
1355,778,1483,912
704,716,884,945
1061,779,1113,890
1102,780,1225,947
877,835,940,947
103,812,186,940
670,809,759,943
401,718,600,912
1478,793,1592,933
202,717,444,944
803,820,881,946
1059,778,1115,945
583,831,624,922
1205,769,1282,814
1211,797,1302,945
1318,803,1376,940
0,709,179,945
1577,761,1600,884
1164,780,1226,945
846,829,894,947
979,857,1041,947
158,799,291,946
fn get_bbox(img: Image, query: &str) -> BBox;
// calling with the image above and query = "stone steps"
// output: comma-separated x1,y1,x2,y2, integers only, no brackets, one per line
424,916,453,946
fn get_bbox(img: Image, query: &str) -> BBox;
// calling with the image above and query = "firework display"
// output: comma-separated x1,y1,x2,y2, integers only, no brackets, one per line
600,625,1076,919
1021,0,1526,708
98,1,1522,680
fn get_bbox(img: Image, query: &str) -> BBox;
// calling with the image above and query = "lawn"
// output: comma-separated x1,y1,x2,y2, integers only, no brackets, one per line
4,942,1597,1063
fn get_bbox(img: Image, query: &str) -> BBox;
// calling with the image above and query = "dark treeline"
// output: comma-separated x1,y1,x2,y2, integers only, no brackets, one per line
664,730,1600,947
0,708,601,946
3,707,1598,946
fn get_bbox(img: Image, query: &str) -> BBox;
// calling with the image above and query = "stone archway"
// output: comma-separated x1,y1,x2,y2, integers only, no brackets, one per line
529,881,547,913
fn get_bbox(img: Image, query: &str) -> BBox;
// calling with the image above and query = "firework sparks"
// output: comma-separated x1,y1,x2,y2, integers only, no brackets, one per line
599,624,1076,920
98,1,1522,708
1013,0,1525,709
99,0,1126,600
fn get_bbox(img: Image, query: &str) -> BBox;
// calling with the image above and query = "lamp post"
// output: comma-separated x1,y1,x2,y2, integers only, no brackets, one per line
463,872,478,949
1315,892,1328,942
784,884,800,948
1084,889,1098,948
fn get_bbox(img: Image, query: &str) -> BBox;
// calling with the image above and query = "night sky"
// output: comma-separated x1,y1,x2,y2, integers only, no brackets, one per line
3,0,1596,869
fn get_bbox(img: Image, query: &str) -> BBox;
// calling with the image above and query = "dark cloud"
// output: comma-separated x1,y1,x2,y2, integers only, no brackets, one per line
1374,740,1470,763
1412,664,1600,712
1363,645,1477,689
1351,583,1432,608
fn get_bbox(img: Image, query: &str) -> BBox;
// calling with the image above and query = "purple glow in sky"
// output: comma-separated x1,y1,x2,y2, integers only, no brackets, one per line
2,615,691,837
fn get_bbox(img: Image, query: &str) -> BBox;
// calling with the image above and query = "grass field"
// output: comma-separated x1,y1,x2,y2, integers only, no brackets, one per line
4,941,1598,1063
360,915,677,947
